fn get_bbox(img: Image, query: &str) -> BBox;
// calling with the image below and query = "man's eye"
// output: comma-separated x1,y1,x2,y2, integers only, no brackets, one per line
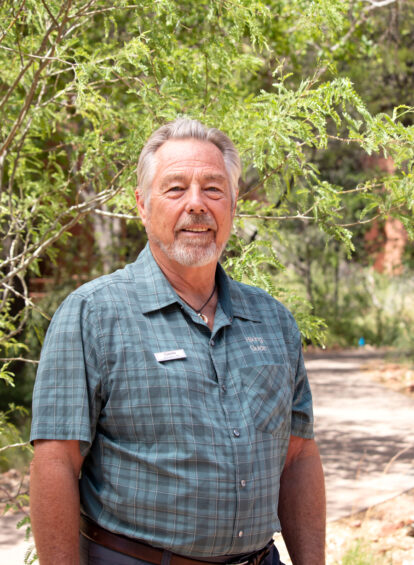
169,186,184,192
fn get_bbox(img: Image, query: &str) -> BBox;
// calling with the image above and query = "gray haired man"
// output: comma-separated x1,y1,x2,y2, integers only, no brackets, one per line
30,119,326,565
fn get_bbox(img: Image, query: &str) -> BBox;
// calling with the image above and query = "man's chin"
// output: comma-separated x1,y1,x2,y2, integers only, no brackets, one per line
166,242,221,267
172,250,218,267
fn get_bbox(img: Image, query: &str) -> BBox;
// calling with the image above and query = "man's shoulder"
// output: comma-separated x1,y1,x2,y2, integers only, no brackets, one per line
60,251,150,310
70,262,137,299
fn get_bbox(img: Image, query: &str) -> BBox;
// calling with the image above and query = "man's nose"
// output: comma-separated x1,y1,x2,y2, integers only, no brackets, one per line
184,185,206,214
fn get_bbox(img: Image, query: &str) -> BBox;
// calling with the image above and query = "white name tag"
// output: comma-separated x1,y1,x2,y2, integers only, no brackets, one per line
154,349,187,362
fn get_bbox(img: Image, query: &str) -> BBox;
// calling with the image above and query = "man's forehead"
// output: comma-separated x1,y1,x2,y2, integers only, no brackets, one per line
159,171,228,185
155,139,223,162
153,139,229,181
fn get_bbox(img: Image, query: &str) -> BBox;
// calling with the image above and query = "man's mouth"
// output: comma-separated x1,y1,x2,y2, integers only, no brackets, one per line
181,227,211,233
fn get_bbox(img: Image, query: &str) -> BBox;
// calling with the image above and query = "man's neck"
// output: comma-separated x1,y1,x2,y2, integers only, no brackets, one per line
149,243,217,298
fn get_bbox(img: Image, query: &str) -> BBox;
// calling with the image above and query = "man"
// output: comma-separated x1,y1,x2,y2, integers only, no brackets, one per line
30,118,326,565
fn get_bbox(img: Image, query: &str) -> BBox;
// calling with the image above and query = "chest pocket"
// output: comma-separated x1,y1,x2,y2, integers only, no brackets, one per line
238,364,293,437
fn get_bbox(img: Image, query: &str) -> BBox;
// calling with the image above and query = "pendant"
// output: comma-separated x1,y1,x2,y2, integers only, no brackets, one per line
198,313,209,324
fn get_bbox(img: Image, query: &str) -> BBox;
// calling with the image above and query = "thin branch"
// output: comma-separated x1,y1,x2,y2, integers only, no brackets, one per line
361,0,397,7
0,442,30,453
339,205,400,227
235,208,386,228
7,79,49,199
67,0,102,20
0,2,65,112
340,185,381,194
382,444,413,475
93,209,139,220
0,44,75,66
239,138,311,200
40,0,59,27
338,213,382,227
203,51,209,115
314,0,398,78
0,0,27,45
0,2,73,157
2,282,51,320
1,164,131,275
236,212,314,221
1,175,130,286
0,301,29,343
240,162,286,200
0,358,39,365
69,5,141,18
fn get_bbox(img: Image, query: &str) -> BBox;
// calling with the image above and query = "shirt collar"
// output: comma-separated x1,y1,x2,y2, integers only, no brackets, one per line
131,244,179,314
224,269,262,323
131,243,261,322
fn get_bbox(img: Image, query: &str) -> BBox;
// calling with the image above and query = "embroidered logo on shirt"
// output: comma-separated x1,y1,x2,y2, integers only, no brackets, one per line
245,337,268,352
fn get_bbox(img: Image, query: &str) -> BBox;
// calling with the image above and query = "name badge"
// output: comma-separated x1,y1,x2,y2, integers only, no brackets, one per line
154,349,187,362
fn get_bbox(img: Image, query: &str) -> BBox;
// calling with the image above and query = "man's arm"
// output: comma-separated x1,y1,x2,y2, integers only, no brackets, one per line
30,439,84,565
278,435,326,565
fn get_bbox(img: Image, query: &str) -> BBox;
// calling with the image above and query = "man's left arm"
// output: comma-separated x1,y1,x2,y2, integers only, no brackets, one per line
278,435,326,565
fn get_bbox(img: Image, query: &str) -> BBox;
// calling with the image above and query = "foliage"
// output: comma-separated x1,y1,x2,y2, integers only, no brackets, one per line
341,538,390,565
278,257,414,348
1,1,413,358
0,404,31,471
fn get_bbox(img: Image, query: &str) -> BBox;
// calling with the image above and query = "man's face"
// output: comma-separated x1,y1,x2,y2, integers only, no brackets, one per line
135,139,237,268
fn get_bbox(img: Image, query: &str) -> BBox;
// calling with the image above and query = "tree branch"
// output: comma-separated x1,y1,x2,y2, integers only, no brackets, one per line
0,442,30,453
1,168,131,285
0,358,40,365
236,213,314,221
2,282,51,321
361,0,397,7
313,0,398,79
0,0,27,45
93,209,139,220
0,2,73,157
40,0,59,27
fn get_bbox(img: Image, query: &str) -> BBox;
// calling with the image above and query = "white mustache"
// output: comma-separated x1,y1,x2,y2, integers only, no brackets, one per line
177,215,216,230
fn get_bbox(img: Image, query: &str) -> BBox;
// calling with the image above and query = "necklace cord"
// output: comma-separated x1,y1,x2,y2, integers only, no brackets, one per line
195,283,216,314
179,283,216,316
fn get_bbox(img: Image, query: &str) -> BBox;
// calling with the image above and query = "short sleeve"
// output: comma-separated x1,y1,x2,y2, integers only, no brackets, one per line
289,317,314,439
30,292,103,456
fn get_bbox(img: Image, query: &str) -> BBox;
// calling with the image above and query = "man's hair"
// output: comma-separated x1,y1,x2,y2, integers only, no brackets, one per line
137,118,241,204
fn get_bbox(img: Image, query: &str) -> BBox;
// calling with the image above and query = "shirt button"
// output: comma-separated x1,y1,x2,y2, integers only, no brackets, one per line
233,428,240,438
238,530,244,538
210,339,215,347
240,480,246,487
221,384,227,393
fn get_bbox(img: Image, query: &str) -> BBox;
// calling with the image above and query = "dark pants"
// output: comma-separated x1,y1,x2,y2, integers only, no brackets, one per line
79,535,285,565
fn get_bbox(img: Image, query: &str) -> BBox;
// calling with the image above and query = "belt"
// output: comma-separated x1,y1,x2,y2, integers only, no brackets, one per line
80,515,274,565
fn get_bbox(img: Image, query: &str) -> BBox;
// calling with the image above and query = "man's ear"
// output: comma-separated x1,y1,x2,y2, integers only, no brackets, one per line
135,188,147,226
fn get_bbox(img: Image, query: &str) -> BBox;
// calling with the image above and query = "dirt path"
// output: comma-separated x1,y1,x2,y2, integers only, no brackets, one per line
306,349,414,521
276,348,414,564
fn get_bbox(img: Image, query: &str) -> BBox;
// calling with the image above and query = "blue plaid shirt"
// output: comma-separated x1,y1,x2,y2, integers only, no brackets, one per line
31,244,314,557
